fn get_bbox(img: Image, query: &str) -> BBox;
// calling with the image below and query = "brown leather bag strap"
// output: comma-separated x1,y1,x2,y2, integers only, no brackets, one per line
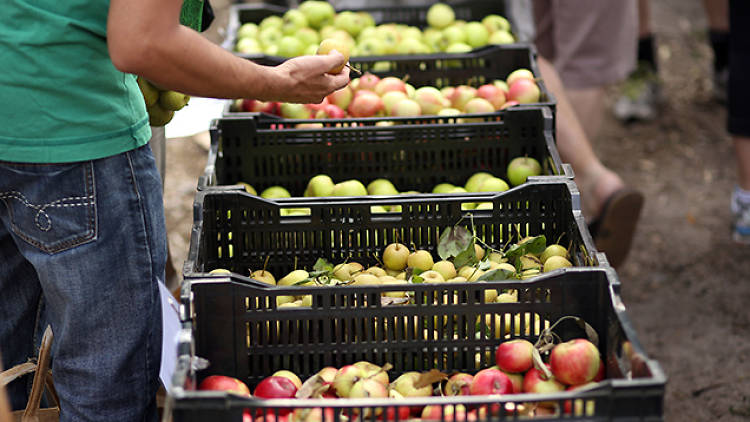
0,362,36,388
22,326,54,420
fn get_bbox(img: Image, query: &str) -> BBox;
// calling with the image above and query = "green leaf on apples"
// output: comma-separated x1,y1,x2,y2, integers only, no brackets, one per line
452,241,478,268
477,268,514,281
504,235,546,263
437,225,473,260
477,258,492,271
410,267,425,284
313,257,334,273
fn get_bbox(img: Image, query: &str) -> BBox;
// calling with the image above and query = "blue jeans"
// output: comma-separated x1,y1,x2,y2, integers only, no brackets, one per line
0,145,164,422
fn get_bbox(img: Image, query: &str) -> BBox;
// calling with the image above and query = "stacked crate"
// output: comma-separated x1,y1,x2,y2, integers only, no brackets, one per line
166,2,666,421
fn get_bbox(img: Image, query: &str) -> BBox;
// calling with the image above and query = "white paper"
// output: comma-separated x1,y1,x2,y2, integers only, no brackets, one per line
158,280,181,390
164,97,227,139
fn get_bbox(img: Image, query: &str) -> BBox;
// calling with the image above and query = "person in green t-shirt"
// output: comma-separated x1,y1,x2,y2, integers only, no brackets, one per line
0,1,349,421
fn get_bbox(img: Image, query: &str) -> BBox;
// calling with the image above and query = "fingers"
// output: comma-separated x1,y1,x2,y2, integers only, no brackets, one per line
329,66,351,91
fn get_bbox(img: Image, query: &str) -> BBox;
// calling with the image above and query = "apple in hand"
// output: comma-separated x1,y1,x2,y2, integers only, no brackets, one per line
317,38,350,74
506,156,542,186
198,375,251,396
549,339,601,386
495,339,535,373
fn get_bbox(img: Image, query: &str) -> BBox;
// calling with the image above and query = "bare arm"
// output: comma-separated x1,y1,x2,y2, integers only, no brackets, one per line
107,0,349,103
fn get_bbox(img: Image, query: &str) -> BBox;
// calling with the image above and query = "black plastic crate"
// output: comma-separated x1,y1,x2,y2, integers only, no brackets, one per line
222,44,554,119
183,178,602,283
223,1,508,60
166,267,666,421
200,107,567,196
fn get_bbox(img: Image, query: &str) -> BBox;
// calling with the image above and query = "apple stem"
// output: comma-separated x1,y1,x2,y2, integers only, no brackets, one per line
345,63,361,75
262,255,270,273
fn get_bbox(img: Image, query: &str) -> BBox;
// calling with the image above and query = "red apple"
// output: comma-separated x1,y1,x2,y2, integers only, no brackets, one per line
349,378,388,417
198,375,251,396
241,98,257,112
348,91,384,117
469,368,513,396
499,100,519,110
260,101,281,116
463,97,495,114
380,389,411,421
443,373,473,396
549,339,601,386
522,364,565,394
272,370,302,389
315,103,346,119
476,84,506,110
332,364,362,398
374,76,407,96
421,404,470,421
507,79,540,104
495,339,534,374
357,72,381,92
253,376,298,399
448,85,477,111
594,358,605,382
290,407,339,422
413,86,449,115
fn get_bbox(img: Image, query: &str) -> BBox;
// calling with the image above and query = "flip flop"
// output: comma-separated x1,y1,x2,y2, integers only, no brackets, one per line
588,188,645,268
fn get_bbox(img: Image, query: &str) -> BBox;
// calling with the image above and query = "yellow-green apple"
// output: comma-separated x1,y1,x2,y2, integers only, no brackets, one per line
261,185,291,198
250,269,276,285
356,37,387,56
463,21,489,48
469,368,513,395
159,90,190,111
364,266,387,277
258,26,283,48
407,249,434,271
391,371,434,398
349,378,388,417
281,9,308,36
427,3,455,29
383,242,410,270
441,26,467,47
237,22,259,39
236,37,262,54
314,103,346,119
295,27,320,48
419,270,445,283
540,244,569,264
448,85,477,111
395,38,430,54
431,260,457,280
316,38,350,74
298,0,335,29
500,369,524,394
381,91,409,115
443,373,473,396
331,179,367,196
488,30,515,44
333,263,353,281
374,77,407,96
280,102,311,119
543,255,572,272
506,68,535,86
277,35,306,57
493,79,509,95
333,11,366,38
477,176,509,193
549,339,601,386
506,156,542,186
482,15,511,33
277,269,310,286
391,98,422,117
350,273,381,286
465,172,492,191
367,178,398,195
463,97,495,115
326,85,353,110
413,86,449,115
354,361,389,385
522,365,565,405
306,174,335,196
495,339,534,373
432,183,455,193
259,15,283,31
209,268,231,275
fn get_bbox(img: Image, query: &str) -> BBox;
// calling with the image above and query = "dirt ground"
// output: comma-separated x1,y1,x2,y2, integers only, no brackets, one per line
162,1,750,420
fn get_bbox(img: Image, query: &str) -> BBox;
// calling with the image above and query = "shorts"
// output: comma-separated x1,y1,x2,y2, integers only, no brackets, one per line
729,0,750,137
532,0,638,89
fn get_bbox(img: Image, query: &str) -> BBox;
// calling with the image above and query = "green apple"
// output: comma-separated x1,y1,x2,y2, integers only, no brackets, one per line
540,244,569,264
441,25,467,47
260,185,291,199
159,90,190,111
280,102,311,119
333,11,365,38
277,269,311,286
432,183,455,193
250,269,276,285
281,9,309,35
465,172,493,192
356,37,386,56
419,270,445,283
427,3,456,29
298,0,335,29
463,22,489,48
374,25,401,53
237,22,259,39
306,174,335,196
258,27,283,48
395,38,430,54
400,26,424,42
488,30,515,45
432,260,457,280
381,91,409,115
277,35,306,57
259,15,283,31
351,273,381,286
137,77,159,107
367,178,398,196
295,27,320,48
333,263,353,281
482,15,511,33
506,156,542,186
477,177,509,193
317,38,351,74
146,104,174,127
238,182,257,195
236,37,262,54
331,180,367,196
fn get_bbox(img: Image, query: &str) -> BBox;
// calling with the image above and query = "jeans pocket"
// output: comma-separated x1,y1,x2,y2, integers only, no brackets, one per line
0,161,96,254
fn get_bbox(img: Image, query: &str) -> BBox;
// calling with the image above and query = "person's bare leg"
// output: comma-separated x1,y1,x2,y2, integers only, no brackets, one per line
703,0,729,31
735,137,750,191
538,56,623,220
565,87,607,142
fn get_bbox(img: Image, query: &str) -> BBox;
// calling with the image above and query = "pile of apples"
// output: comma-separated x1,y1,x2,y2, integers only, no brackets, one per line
210,231,575,303
233,2,515,57
198,336,603,419
235,158,543,218
136,76,191,126
230,68,541,120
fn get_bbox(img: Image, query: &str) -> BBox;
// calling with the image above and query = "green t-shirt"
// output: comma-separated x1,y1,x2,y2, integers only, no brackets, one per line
0,0,151,163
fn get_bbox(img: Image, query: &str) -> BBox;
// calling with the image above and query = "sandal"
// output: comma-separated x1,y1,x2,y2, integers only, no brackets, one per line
588,188,645,268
